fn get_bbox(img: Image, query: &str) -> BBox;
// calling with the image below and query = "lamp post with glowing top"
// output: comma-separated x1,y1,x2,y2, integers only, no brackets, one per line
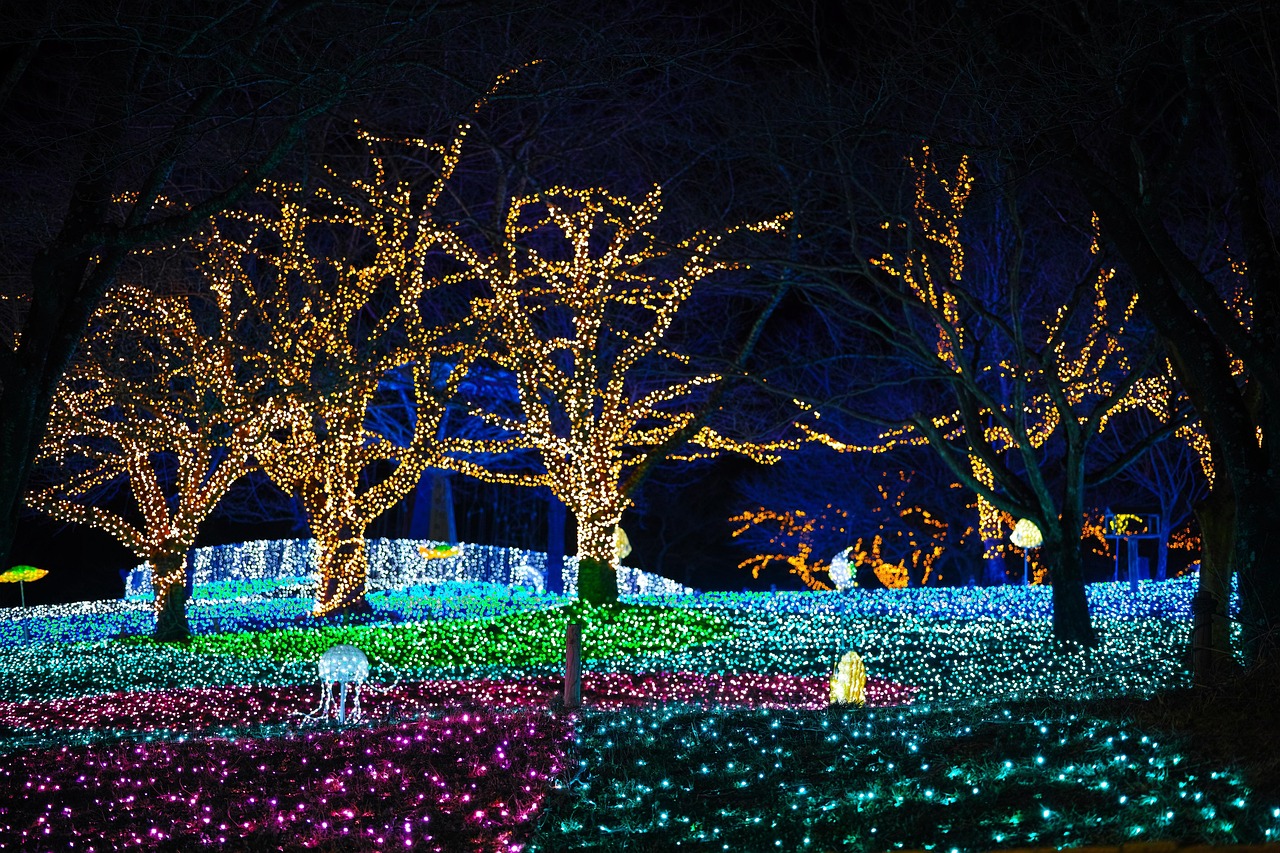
1010,519,1043,585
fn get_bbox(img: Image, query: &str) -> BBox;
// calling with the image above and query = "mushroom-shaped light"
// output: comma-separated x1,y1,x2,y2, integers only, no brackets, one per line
0,565,47,608
1010,518,1043,549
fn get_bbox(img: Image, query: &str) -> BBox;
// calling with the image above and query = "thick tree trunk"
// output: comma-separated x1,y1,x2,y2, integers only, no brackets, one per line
151,550,191,642
312,521,372,617
575,513,619,605
1233,483,1280,666
1192,488,1238,683
1045,518,1098,647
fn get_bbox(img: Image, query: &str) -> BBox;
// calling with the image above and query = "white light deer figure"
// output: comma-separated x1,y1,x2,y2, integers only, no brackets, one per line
312,644,370,724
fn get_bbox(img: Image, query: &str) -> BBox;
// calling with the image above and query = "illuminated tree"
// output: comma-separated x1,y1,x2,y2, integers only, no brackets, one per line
1099,409,1211,582
730,506,842,591
451,186,792,602
796,147,1189,647
203,119,490,617
27,282,277,641
731,460,972,591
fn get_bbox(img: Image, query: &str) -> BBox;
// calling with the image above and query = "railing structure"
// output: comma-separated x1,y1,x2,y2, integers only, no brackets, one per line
122,538,693,600
1103,510,1163,592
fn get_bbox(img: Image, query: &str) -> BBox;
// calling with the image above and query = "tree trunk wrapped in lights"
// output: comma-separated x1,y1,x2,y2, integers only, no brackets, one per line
452,186,793,603
206,118,487,618
27,282,275,641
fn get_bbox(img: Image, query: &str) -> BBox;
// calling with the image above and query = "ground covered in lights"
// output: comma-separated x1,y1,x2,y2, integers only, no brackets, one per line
0,575,1278,852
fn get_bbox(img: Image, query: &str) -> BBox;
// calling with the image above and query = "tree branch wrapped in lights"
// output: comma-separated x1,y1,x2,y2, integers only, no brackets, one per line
451,185,795,603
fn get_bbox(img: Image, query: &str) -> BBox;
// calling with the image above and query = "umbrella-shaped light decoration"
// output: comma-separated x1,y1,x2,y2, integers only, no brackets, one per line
1010,519,1043,585
0,565,48,608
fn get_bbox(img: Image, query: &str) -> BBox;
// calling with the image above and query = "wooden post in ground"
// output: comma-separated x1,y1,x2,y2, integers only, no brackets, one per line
564,622,582,709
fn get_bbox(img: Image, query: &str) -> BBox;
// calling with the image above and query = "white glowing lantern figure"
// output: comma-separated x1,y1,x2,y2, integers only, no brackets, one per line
1010,518,1043,585
310,644,370,724
828,547,855,592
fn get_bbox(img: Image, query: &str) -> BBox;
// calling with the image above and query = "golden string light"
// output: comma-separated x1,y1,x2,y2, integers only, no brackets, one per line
452,185,793,594
197,114,488,617
732,472,957,590
797,146,1202,574
29,282,281,638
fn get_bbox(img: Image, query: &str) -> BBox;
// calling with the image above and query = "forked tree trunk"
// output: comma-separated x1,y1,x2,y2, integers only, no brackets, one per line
152,550,191,642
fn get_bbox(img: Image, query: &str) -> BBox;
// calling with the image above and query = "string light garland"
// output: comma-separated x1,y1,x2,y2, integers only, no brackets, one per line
120,538,692,602
732,471,962,590
0,710,570,852
200,118,484,617
0,574,1275,850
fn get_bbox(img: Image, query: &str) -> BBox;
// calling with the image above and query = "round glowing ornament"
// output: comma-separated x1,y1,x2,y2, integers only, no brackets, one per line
614,527,632,560
0,565,47,608
828,547,855,591
1009,518,1043,549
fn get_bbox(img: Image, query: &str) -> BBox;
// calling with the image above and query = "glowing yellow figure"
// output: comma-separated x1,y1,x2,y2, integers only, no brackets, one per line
829,650,868,706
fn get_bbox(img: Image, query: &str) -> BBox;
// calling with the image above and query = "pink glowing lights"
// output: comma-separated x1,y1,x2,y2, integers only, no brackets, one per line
0,672,917,734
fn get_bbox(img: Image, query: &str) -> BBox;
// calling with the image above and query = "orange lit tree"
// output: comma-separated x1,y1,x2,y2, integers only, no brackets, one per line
28,281,279,641
452,186,792,603
730,505,844,591
731,462,972,591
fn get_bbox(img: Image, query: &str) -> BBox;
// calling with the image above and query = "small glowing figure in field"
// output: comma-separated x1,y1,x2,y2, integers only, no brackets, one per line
828,548,855,591
311,644,370,724
830,650,867,706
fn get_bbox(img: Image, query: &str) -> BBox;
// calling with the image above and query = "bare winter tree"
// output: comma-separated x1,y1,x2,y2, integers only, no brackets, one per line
839,0,1280,670
786,147,1189,647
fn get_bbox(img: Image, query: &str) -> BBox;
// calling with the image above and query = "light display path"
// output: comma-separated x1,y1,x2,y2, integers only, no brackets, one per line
0,571,1276,851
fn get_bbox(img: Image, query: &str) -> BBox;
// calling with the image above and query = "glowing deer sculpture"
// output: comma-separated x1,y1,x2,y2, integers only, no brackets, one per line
311,644,370,724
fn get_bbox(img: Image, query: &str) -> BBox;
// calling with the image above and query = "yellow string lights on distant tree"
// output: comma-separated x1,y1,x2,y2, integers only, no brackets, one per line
729,507,840,591
450,186,793,602
794,145,1187,634
28,282,281,641
731,471,957,591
